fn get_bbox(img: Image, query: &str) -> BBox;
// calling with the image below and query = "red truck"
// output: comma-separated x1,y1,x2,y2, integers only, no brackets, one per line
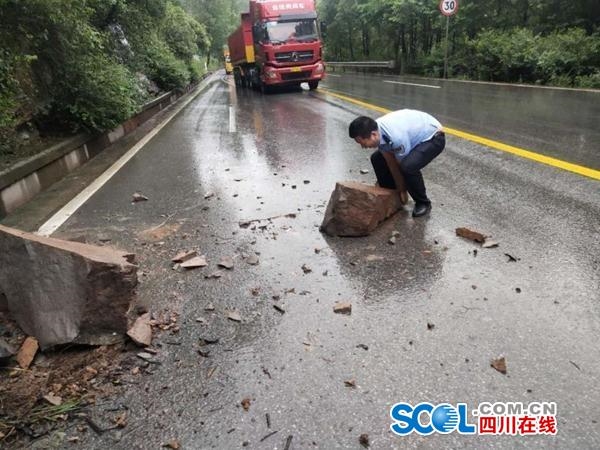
227,0,325,92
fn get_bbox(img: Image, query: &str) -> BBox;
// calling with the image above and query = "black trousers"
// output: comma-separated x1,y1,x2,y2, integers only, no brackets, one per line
370,132,445,204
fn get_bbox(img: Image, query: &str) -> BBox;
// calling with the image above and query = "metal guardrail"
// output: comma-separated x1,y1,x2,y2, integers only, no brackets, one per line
327,61,396,69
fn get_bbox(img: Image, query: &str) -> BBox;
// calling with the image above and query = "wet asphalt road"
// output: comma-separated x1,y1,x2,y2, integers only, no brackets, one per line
46,73,600,449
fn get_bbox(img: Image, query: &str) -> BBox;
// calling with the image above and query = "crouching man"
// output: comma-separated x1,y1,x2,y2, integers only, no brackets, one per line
349,110,445,217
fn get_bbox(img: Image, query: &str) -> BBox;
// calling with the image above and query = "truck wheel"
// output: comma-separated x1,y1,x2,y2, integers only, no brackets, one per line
308,81,319,90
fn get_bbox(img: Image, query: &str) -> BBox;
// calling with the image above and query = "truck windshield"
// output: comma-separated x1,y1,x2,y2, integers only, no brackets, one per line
265,19,318,43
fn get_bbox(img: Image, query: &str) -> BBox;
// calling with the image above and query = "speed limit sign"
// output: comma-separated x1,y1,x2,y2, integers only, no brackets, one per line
439,0,459,16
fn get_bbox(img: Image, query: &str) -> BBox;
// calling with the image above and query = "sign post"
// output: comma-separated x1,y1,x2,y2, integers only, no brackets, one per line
439,0,459,79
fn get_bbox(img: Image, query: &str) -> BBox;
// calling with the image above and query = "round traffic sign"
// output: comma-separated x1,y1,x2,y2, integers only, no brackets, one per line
439,0,459,16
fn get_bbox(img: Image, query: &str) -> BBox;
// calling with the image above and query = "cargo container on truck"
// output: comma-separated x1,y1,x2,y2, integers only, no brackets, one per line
227,0,325,92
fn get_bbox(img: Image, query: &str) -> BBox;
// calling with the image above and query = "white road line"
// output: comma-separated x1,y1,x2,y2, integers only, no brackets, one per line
229,106,236,133
383,80,441,89
36,77,215,237
326,74,341,77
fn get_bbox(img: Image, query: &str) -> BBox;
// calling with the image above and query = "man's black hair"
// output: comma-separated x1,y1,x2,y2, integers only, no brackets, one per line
349,116,377,139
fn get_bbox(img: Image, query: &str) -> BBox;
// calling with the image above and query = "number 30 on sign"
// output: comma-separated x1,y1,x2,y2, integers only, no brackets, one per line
439,0,458,16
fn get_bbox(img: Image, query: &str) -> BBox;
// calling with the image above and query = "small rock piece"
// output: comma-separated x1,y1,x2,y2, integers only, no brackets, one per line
171,250,197,263
132,192,148,202
241,398,251,411
482,240,499,248
344,379,356,388
163,440,180,449
218,256,234,270
301,264,312,274
333,302,352,315
127,313,152,347
359,433,370,448
427,322,435,330
16,336,38,369
491,356,507,374
456,227,486,243
245,254,259,265
360,169,369,174
181,255,208,269
43,393,63,406
227,310,242,322
205,271,224,279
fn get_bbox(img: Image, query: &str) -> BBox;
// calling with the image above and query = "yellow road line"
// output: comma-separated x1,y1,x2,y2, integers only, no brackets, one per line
320,88,600,181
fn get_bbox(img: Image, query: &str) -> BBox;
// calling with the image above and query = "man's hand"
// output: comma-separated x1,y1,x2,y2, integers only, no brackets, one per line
381,151,408,204
398,190,408,205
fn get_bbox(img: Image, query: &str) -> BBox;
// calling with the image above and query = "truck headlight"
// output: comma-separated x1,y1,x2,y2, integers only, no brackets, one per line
264,67,277,79
315,63,324,74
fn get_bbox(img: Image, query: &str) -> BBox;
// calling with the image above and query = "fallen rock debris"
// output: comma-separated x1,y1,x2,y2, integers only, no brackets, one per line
132,192,148,202
359,433,370,448
491,356,507,374
163,439,180,449
171,250,197,263
16,336,38,369
218,256,234,269
241,398,251,411
205,270,224,279
455,227,486,243
43,392,62,406
181,255,208,269
0,225,137,349
227,310,242,322
127,313,152,347
321,181,402,237
245,254,260,265
333,302,352,315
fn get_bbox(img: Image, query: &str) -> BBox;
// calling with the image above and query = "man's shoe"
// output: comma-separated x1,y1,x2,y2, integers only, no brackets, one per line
412,202,431,218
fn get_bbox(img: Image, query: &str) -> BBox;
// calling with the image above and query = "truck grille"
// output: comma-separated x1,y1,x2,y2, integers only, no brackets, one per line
281,71,311,81
275,51,314,63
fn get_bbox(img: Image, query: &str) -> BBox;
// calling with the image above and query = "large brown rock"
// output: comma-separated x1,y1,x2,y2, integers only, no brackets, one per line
320,181,402,237
0,225,137,349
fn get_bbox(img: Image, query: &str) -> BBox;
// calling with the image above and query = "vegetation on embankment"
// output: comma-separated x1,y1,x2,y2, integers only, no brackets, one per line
0,0,244,162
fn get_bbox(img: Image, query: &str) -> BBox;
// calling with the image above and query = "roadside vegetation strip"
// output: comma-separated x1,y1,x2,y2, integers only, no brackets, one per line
36,77,217,237
319,88,600,181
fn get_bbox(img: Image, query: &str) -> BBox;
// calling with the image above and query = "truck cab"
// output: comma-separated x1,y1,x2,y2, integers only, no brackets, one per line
228,0,325,92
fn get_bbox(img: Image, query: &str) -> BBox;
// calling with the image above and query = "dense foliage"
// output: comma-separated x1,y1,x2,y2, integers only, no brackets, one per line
0,0,210,154
319,0,600,87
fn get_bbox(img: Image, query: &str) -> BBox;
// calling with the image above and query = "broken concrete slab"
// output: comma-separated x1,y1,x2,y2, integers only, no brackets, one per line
0,225,138,349
127,313,152,347
320,181,402,237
